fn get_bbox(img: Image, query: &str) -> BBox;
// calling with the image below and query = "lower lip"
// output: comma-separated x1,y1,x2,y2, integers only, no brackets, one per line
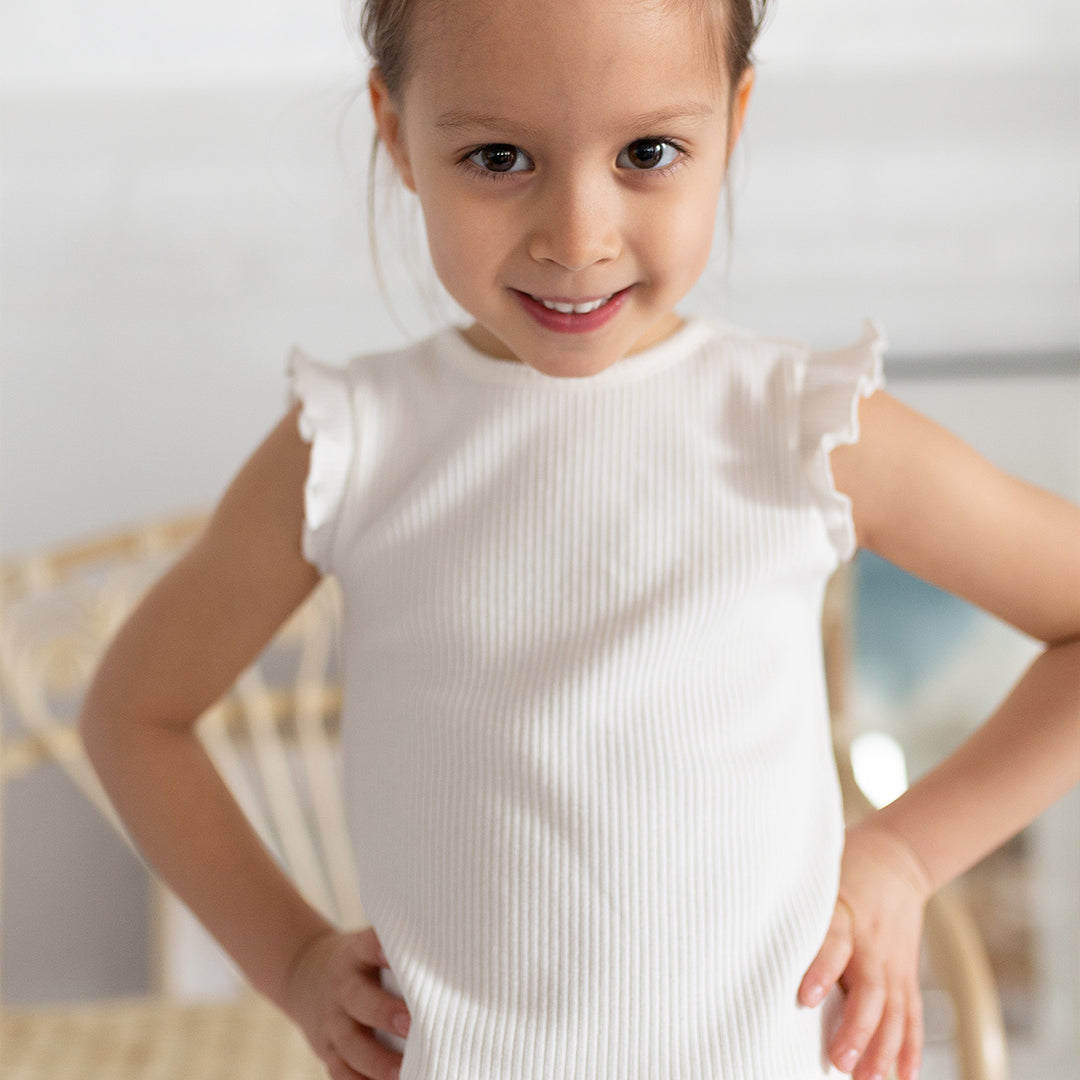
514,287,632,334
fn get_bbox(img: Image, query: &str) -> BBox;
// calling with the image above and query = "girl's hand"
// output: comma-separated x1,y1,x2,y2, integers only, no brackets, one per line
283,926,412,1080
799,819,932,1080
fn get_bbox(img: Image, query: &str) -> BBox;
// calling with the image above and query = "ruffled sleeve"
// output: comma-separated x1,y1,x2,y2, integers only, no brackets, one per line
287,346,355,574
798,319,887,563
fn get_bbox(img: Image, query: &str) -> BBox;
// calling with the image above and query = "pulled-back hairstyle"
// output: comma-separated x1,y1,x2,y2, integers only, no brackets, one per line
352,0,771,104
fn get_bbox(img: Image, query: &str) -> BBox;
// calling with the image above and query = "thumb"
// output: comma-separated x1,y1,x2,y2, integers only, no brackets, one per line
799,897,855,1008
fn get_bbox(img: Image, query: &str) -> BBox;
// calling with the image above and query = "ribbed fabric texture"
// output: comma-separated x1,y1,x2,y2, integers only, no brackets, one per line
289,318,884,1079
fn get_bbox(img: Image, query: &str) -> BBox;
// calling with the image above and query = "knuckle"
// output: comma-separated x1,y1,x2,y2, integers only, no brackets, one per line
886,1001,907,1029
834,895,857,924
823,934,847,955
827,914,852,941
904,1010,925,1054
909,1012,925,1045
339,985,369,1025
363,926,388,964
821,933,854,965
347,928,377,966
848,1024,875,1048
872,1042,897,1064
332,966,359,1001
852,972,886,999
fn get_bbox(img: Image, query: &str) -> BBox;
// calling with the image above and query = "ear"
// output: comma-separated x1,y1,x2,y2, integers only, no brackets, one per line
369,68,417,193
726,66,755,158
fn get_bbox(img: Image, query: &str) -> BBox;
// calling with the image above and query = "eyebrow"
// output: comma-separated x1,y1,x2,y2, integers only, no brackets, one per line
433,102,716,139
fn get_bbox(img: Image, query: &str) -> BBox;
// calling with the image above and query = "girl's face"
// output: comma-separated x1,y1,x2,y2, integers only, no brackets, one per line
372,0,753,378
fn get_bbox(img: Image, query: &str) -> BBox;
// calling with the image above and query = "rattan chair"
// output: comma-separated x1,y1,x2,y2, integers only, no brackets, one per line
1,515,1008,1079
0,513,351,1079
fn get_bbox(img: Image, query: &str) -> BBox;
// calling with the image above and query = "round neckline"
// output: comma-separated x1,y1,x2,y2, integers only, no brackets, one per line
434,317,716,389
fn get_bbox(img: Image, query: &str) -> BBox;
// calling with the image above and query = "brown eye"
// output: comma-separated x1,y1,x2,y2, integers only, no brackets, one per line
468,144,530,174
618,139,680,171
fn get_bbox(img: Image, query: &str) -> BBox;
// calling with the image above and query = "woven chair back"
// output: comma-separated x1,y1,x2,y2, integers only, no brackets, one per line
0,514,363,935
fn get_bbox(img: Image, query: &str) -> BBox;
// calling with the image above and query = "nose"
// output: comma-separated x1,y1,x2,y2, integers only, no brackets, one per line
527,171,621,271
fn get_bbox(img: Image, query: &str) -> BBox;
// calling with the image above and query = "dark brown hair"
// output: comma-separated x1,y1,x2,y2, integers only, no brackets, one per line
352,0,771,104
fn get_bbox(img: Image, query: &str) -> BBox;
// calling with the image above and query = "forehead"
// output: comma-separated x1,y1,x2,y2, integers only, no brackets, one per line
403,0,728,135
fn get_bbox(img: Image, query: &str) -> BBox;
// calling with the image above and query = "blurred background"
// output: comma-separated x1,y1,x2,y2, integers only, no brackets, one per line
2,1,1077,1076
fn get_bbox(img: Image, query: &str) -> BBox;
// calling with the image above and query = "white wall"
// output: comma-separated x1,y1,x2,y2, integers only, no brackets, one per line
1,1,1077,1066
1,0,361,92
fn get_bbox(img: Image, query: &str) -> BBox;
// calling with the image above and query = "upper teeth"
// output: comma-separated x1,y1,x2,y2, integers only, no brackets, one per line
535,295,612,314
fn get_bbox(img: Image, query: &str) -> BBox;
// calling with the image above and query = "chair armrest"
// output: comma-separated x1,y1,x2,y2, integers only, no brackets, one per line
924,887,1010,1080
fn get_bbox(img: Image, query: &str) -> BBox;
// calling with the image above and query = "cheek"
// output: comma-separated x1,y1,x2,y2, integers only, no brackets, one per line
414,186,472,272
683,209,718,278
418,187,512,292
647,185,719,280
423,227,468,301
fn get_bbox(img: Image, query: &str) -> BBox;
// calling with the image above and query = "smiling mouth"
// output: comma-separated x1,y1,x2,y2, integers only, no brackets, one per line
512,286,633,334
529,294,615,315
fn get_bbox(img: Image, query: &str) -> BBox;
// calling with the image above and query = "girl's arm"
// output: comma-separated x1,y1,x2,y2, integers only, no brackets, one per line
802,390,1080,1080
80,406,330,1006
836,390,1080,886
79,411,414,1080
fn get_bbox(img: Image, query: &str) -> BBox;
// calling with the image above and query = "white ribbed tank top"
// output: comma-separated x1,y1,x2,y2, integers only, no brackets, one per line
289,317,885,1080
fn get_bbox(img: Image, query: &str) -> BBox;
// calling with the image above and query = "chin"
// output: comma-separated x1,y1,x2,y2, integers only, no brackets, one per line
521,342,627,379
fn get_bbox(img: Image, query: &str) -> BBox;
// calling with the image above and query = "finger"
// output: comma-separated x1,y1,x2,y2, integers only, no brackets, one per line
853,997,905,1080
829,974,887,1075
896,991,925,1080
352,926,390,968
799,901,855,1008
341,971,412,1039
325,1046,365,1080
331,1018,404,1080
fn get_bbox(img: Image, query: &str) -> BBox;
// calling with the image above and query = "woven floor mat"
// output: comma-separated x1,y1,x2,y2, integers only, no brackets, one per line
1,995,328,1080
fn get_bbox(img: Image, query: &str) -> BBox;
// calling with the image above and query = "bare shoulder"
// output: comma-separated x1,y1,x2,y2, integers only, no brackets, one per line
831,390,1080,647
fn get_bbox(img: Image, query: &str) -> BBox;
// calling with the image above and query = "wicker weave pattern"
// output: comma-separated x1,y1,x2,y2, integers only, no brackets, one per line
0,513,365,932
1,995,327,1080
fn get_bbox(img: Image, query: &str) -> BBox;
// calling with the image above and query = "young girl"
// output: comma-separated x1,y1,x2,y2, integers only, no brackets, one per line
79,1,1080,1078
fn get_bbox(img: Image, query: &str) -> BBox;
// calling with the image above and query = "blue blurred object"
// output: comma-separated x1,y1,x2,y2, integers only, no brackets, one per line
852,550,979,703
